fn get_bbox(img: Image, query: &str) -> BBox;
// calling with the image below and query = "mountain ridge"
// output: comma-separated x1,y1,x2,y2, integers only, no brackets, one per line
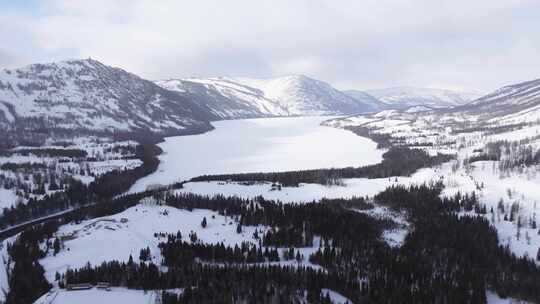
451,78,540,123
0,59,215,147
159,75,378,118
366,86,482,109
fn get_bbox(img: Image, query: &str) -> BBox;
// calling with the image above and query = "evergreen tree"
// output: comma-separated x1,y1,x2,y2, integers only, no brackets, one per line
201,217,207,228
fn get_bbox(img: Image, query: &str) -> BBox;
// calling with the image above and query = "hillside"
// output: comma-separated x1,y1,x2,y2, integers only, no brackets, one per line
235,75,376,115
451,78,540,124
366,86,482,109
0,59,214,147
343,90,389,111
160,75,377,117
157,78,287,119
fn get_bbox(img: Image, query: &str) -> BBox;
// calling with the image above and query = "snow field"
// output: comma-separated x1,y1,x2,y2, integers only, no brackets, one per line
40,204,267,282
0,237,14,303
177,178,399,204
33,287,157,304
321,289,354,304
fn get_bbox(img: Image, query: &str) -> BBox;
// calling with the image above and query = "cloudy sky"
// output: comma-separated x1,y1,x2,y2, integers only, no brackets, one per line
1,0,539,92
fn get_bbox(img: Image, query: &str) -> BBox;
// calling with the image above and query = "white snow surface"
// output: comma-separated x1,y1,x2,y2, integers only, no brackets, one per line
487,290,531,303
366,86,482,108
131,116,383,192
159,75,375,118
33,287,157,304
0,237,14,303
158,78,288,118
0,59,207,132
234,75,367,115
40,203,265,282
0,188,19,210
177,178,397,204
321,288,354,304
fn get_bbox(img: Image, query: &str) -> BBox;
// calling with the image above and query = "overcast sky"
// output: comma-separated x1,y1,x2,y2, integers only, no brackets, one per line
1,0,539,92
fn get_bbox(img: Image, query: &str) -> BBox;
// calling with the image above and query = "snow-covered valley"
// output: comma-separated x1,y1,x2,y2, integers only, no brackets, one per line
2,68,540,303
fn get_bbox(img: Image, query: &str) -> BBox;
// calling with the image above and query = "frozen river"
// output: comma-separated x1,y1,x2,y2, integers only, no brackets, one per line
131,116,383,191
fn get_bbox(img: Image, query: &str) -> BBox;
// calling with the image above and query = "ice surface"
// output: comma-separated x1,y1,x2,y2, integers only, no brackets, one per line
131,116,383,191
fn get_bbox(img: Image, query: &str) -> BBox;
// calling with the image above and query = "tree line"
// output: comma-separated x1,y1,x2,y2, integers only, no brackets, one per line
192,147,454,187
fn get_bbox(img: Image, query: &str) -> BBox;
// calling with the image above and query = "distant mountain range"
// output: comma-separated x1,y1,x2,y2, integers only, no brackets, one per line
2,58,538,146
365,87,482,109
159,75,376,118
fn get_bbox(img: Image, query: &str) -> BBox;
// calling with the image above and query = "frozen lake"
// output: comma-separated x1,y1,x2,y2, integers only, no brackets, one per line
131,116,383,191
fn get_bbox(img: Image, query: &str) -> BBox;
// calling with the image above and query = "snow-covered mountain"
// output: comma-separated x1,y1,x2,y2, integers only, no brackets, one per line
453,78,540,123
157,78,288,119
0,59,213,136
366,87,482,109
343,90,389,111
160,75,377,117
234,75,376,115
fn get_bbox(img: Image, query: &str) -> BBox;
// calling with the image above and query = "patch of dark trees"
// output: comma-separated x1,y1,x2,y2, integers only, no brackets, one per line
66,262,343,304
88,143,161,197
159,237,281,265
344,125,437,149
2,148,88,158
0,162,48,172
468,139,540,169
192,147,454,187
451,122,528,136
3,222,57,304
0,116,214,150
163,193,390,249
345,125,394,148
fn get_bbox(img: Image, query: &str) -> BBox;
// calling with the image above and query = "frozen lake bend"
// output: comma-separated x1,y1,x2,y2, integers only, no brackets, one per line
131,116,383,192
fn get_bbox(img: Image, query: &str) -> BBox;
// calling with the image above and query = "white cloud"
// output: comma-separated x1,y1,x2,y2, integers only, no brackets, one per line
1,0,540,92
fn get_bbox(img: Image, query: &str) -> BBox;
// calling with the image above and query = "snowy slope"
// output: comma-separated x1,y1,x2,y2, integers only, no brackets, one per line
0,59,213,137
40,203,266,282
34,288,158,304
160,75,377,117
0,237,12,303
235,75,376,115
343,89,388,111
366,86,482,109
454,78,540,123
157,78,288,119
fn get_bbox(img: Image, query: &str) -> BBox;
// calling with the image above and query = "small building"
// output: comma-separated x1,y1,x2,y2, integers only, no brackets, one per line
66,283,93,291
96,282,111,291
